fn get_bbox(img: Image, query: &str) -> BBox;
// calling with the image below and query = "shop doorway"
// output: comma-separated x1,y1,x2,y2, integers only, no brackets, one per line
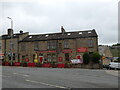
65,53,69,61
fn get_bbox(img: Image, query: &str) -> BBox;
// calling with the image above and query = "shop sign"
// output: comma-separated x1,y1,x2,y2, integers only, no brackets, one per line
37,50,56,53
0,54,4,56
77,47,88,52
62,49,72,53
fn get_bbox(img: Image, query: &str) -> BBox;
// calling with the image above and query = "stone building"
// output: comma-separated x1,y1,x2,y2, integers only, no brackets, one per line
0,28,29,63
98,45,113,65
19,27,98,64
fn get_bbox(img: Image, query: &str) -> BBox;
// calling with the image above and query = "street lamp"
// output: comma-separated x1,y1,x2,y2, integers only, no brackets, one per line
7,17,13,29
7,17,13,65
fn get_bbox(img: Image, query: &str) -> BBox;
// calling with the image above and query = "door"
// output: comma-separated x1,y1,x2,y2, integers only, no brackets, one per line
65,53,69,61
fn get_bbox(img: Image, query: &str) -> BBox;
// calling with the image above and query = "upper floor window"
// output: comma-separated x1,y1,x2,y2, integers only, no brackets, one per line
34,42,39,51
88,39,93,47
21,43,26,51
0,42,1,50
47,41,57,50
10,41,14,49
64,40,69,48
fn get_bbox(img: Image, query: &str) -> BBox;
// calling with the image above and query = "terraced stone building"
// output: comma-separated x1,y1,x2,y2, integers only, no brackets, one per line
19,26,98,64
0,29,29,63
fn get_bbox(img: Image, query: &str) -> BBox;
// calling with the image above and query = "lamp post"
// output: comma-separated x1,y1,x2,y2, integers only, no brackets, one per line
7,17,13,65
7,17,13,29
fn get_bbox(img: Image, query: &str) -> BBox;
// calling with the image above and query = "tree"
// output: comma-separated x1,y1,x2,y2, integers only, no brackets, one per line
92,52,101,63
83,52,90,64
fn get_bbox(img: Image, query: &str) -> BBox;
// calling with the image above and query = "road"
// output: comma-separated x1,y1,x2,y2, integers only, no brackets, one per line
2,66,119,89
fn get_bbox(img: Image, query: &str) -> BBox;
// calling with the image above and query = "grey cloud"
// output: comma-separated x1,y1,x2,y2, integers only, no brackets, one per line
1,0,118,45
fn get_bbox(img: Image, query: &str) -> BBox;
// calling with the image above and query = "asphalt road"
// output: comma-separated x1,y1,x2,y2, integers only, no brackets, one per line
1,66,119,89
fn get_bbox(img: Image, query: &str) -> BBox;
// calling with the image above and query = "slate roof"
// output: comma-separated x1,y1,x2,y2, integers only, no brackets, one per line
20,29,98,42
1,32,28,39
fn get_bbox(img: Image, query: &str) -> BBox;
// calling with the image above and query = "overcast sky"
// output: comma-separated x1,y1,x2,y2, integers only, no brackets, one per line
0,0,119,45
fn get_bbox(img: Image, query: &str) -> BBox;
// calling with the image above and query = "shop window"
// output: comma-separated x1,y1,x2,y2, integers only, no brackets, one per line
33,54,35,63
22,56,25,62
47,54,56,62
52,54,56,62
8,54,11,60
47,54,52,62
13,53,15,60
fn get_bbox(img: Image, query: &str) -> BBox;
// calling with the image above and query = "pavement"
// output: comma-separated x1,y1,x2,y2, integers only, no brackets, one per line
1,66,119,89
106,70,119,77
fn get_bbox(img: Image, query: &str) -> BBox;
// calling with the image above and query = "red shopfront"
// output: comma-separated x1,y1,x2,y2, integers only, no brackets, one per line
37,50,57,63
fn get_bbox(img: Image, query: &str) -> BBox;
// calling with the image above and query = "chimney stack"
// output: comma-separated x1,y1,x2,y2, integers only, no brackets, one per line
20,30,23,34
61,26,65,34
8,28,13,37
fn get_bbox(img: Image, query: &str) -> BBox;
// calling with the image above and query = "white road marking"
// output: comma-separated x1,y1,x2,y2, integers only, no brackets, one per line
0,75,11,78
16,67,25,68
13,73,29,77
26,79,67,88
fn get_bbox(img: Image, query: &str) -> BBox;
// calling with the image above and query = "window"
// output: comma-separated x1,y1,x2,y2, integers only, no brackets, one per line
88,39,93,47
21,43,26,51
47,54,56,62
47,54,52,62
22,56,25,62
10,41,14,49
33,54,35,63
58,43,62,53
34,42,39,51
13,53,15,60
0,42,1,50
47,41,57,50
64,40,69,48
52,54,56,62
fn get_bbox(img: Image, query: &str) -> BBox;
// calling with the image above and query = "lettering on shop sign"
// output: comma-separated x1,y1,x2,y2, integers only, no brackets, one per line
37,50,56,53
77,47,88,52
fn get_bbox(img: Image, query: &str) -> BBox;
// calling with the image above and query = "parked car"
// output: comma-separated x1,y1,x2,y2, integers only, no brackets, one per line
103,64,110,70
109,62,120,70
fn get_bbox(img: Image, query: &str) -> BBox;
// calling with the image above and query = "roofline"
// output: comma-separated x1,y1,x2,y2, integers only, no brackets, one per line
19,36,97,43
28,29,95,36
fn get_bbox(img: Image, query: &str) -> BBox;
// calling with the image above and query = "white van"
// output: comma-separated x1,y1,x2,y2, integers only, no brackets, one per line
109,62,120,70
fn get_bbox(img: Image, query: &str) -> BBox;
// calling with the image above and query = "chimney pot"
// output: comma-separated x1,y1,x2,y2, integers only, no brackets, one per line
20,30,23,34
8,28,13,36
61,26,65,34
